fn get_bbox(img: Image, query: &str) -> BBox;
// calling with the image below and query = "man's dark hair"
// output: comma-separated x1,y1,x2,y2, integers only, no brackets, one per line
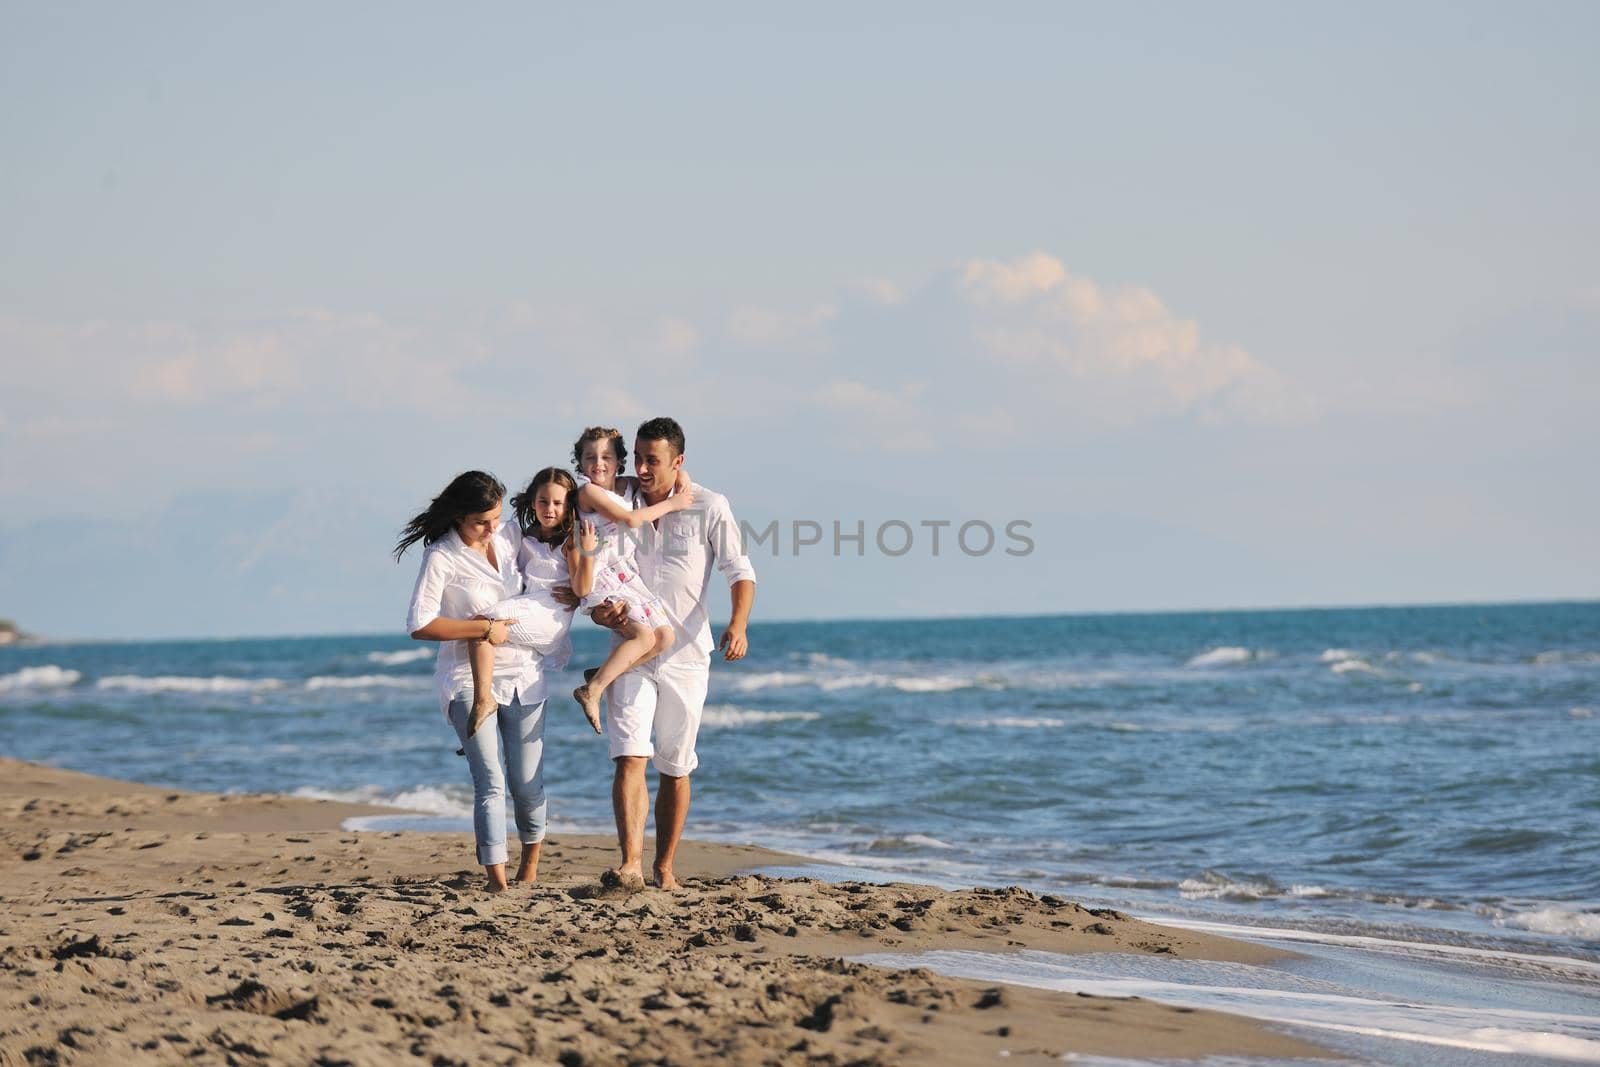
636,416,686,458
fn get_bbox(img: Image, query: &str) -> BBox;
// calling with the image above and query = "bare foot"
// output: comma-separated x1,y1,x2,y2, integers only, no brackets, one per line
467,694,498,738
653,868,681,891
514,846,540,885
485,878,509,894
600,866,645,892
572,685,603,734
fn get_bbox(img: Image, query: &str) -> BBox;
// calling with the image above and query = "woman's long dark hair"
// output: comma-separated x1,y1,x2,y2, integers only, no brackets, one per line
511,467,578,546
393,470,505,561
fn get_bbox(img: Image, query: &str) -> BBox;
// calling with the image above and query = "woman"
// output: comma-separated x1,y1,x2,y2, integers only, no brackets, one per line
397,470,548,892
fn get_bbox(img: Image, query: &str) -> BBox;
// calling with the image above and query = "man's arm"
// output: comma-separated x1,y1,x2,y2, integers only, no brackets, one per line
706,490,757,661
719,579,754,661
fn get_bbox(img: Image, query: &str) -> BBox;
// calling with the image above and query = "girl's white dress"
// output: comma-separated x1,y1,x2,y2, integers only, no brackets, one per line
486,529,576,670
573,474,669,630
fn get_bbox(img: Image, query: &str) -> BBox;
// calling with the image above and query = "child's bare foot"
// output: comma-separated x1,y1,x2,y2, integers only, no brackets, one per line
572,685,603,734
467,694,498,738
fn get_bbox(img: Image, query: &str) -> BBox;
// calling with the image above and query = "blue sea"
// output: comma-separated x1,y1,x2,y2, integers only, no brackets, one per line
4,601,1599,1062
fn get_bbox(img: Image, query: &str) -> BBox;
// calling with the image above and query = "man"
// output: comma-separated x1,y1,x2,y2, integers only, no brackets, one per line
587,416,755,890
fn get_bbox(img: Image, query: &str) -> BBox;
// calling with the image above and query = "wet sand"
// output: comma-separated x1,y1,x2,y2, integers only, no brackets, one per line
0,759,1331,1064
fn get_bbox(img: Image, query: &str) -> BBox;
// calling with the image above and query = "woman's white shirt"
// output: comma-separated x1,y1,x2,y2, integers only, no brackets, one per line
404,520,545,717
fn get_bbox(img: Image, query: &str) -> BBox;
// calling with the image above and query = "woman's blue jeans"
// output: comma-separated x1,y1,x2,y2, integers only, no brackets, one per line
447,694,547,866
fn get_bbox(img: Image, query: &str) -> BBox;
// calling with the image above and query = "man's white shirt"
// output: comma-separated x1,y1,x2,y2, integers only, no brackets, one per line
629,482,756,670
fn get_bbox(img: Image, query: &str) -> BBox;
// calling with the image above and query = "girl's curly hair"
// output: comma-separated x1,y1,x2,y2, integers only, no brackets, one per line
571,426,628,472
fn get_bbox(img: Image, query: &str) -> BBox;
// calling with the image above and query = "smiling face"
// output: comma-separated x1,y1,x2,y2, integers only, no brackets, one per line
457,500,502,547
532,481,569,536
633,436,683,500
579,437,622,490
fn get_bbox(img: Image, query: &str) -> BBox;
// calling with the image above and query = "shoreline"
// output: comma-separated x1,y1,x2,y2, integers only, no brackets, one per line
0,758,1331,1064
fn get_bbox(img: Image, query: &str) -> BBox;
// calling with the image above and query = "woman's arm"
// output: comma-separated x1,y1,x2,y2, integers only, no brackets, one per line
406,549,511,644
411,617,510,644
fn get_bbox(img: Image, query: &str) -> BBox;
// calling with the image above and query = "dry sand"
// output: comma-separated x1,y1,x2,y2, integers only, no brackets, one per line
0,759,1331,1064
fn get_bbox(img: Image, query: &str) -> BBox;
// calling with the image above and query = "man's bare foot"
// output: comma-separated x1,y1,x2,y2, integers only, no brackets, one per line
653,867,681,891
572,685,603,734
467,694,498,738
600,866,645,892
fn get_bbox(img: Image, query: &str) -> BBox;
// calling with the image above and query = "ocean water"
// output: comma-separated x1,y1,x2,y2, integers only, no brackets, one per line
2,603,1597,967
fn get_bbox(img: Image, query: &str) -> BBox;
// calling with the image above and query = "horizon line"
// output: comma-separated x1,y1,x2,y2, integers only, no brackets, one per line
9,595,1598,647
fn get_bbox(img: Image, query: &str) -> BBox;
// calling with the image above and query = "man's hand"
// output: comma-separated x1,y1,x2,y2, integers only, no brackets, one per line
551,584,579,609
719,623,748,661
590,600,631,633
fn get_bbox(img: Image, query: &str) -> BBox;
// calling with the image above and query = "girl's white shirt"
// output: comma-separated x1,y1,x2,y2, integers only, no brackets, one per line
517,531,569,591
404,520,545,718
573,473,641,570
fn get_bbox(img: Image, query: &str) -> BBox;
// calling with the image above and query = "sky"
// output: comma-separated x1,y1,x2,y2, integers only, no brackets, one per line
1,2,1596,640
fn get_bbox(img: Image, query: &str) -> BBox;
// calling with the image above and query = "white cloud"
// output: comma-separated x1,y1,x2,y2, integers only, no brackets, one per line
0,255,1315,508
957,252,1303,421
1,309,474,415
811,380,935,452
654,316,700,357
854,278,906,305
725,303,836,346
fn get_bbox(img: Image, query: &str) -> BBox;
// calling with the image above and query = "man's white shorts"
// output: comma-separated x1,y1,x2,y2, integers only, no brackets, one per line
605,659,710,777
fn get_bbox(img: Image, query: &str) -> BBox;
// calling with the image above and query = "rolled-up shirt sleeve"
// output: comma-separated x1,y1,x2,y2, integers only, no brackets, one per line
405,548,452,634
707,492,757,588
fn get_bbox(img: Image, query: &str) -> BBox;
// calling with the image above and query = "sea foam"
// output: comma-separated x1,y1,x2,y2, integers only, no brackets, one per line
290,784,470,818
1184,646,1253,668
96,674,283,693
365,648,433,666
0,665,82,692
699,705,821,728
305,675,430,690
1494,906,1600,940
723,670,982,694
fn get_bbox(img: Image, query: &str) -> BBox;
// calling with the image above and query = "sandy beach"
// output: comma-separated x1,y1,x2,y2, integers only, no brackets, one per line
0,758,1330,1065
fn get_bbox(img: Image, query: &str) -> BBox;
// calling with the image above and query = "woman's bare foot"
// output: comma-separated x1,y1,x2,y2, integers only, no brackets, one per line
653,866,681,891
484,863,509,893
572,685,603,734
513,843,541,885
467,693,498,738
